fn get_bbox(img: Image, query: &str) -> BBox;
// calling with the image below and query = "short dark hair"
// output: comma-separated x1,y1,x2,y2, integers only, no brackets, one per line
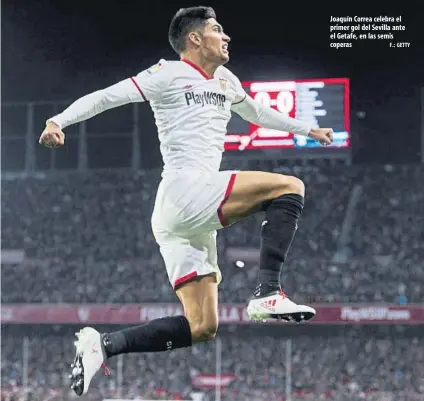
168,6,216,54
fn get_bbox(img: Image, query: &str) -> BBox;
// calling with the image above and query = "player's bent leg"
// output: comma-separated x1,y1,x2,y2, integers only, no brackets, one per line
69,233,219,396
221,171,315,324
69,277,218,396
220,171,305,224
175,273,219,343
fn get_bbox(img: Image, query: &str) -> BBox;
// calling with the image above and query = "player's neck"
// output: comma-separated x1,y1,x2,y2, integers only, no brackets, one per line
180,52,218,79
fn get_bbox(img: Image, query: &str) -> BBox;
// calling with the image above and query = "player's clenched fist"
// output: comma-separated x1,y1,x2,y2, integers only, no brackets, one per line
308,128,334,146
39,121,65,148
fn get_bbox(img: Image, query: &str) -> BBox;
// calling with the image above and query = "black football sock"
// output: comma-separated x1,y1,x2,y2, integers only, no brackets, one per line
254,193,304,297
102,316,192,358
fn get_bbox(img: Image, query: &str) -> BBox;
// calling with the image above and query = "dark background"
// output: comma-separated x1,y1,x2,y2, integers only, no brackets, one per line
2,0,424,165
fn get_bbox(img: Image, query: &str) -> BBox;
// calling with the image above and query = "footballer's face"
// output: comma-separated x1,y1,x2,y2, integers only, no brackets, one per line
198,18,230,64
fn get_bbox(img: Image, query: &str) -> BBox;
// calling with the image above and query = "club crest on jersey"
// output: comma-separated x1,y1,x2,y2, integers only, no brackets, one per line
147,62,163,75
219,77,228,91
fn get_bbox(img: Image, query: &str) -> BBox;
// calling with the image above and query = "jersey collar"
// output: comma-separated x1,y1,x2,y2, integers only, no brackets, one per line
181,58,214,80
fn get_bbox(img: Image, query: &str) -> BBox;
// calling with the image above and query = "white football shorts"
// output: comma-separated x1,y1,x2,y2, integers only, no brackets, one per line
151,170,238,288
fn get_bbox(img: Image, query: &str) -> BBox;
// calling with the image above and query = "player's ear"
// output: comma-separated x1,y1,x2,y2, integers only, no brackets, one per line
188,31,202,47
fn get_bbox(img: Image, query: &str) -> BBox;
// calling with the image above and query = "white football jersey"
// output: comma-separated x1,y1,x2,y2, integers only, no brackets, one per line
50,58,311,176
127,59,246,175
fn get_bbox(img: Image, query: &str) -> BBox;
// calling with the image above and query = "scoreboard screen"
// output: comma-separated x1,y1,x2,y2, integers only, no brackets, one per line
225,78,350,151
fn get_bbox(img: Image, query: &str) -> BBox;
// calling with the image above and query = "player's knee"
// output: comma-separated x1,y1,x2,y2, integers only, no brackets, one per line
277,175,305,197
190,321,218,343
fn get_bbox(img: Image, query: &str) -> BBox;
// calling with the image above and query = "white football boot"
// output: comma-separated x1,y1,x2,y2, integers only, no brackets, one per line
69,327,110,396
247,286,316,323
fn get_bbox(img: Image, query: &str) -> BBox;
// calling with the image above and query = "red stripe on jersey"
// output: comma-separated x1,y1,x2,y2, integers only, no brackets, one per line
181,58,213,80
130,77,147,101
217,173,237,227
174,271,198,288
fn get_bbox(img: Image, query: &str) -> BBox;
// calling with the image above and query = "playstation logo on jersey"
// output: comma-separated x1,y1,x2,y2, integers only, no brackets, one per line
185,91,226,108
219,78,227,91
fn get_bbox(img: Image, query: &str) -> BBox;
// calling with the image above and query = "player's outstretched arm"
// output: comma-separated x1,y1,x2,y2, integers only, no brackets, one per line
231,94,334,146
39,59,169,149
39,79,142,148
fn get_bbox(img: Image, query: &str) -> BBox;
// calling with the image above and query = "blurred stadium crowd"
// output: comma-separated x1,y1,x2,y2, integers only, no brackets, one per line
2,325,424,401
2,160,423,304
2,160,424,400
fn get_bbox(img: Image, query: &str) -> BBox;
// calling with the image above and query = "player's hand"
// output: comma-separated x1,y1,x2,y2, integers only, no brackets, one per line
308,128,334,146
39,121,65,148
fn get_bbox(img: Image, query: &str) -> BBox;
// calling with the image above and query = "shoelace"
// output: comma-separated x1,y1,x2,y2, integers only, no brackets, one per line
101,363,111,376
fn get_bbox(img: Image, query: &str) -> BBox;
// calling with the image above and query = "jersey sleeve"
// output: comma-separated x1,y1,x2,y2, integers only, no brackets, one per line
48,59,171,130
130,59,171,102
232,77,248,105
222,68,247,105
48,79,141,129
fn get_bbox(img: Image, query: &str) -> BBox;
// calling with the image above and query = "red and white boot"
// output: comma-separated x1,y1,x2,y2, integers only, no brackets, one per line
69,327,111,396
247,287,316,323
